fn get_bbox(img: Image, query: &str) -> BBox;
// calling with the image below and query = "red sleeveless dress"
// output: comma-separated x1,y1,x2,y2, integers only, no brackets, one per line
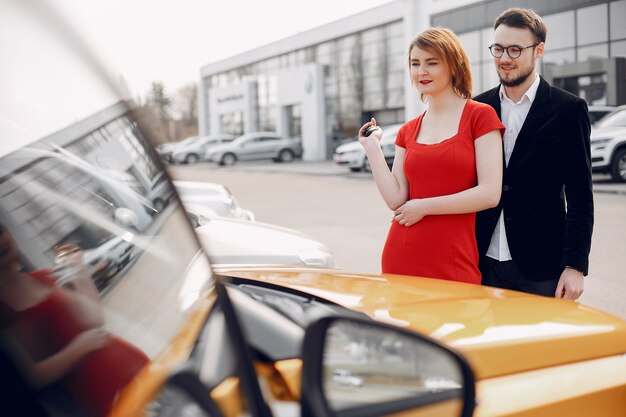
382,100,504,284
1,270,148,417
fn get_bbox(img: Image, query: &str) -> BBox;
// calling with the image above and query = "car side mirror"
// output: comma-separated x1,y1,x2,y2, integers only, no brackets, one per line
300,317,476,417
149,370,224,417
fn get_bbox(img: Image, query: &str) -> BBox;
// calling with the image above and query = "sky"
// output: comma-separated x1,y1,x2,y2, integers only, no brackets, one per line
48,0,393,98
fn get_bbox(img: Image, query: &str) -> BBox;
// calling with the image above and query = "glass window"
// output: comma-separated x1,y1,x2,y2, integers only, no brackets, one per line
481,28,493,62
610,0,626,40
337,34,358,50
542,48,575,66
316,42,334,60
458,31,481,64
362,41,384,62
385,21,403,38
543,11,575,50
578,44,609,62
363,93,384,111
471,64,482,96
362,27,384,44
387,35,406,55
611,40,626,57
386,90,404,109
577,4,607,45
481,62,500,91
386,72,405,90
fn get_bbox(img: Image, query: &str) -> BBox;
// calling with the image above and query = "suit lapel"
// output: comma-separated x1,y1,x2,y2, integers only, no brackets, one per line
506,77,551,173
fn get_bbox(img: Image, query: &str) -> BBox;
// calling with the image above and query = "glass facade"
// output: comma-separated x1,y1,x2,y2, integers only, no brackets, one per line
205,20,406,144
202,0,626,155
449,0,626,104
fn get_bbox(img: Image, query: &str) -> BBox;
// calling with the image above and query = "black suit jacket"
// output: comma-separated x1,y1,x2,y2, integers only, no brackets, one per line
474,77,594,281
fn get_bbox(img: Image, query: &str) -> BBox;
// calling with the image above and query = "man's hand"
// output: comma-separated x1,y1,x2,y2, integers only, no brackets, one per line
555,267,584,300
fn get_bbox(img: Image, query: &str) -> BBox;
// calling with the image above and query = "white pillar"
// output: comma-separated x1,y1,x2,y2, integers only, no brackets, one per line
403,0,431,120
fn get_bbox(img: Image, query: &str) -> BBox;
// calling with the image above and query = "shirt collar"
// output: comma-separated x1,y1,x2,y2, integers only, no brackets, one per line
499,74,541,105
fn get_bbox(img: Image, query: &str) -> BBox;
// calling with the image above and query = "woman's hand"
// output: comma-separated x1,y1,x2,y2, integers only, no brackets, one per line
358,118,382,146
70,327,109,356
394,199,429,226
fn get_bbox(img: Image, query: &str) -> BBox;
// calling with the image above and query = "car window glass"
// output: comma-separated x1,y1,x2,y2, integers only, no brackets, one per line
597,110,626,128
1,3,213,415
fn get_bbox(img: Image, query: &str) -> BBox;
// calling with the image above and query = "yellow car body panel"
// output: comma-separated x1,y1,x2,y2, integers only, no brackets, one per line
214,267,626,380
108,294,216,417
475,355,626,416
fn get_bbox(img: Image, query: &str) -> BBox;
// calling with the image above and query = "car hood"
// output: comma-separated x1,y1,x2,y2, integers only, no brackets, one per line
213,267,626,380
196,218,333,266
335,140,361,153
591,126,626,140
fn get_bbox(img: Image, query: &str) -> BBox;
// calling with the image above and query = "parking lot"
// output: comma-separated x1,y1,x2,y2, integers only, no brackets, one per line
170,161,626,320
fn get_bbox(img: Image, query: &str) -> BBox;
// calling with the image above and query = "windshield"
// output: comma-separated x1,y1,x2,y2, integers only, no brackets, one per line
1,1,212,403
595,109,626,128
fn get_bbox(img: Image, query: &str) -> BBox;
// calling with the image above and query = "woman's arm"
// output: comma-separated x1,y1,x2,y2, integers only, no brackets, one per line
394,130,503,226
3,327,108,389
359,120,409,210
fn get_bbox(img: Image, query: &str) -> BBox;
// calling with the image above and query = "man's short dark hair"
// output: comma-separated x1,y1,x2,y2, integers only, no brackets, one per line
494,8,547,44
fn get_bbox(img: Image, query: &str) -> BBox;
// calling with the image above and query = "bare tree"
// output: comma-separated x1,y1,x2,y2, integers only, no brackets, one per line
172,82,198,126
145,80,171,120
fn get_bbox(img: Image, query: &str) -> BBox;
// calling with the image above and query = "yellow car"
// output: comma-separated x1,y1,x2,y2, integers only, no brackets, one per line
1,2,625,417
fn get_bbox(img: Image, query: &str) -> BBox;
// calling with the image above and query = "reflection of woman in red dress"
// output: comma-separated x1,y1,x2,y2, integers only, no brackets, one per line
358,28,504,284
0,225,148,417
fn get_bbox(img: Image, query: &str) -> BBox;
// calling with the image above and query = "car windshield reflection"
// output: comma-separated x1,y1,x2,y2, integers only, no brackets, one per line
0,102,213,358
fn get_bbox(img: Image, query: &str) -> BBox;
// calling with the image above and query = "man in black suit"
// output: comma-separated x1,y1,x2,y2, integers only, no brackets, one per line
474,8,594,299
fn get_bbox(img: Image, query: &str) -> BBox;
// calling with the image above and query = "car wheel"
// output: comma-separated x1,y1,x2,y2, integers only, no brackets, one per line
185,154,199,164
363,159,372,173
277,149,295,163
610,148,626,183
349,167,362,173
220,153,237,166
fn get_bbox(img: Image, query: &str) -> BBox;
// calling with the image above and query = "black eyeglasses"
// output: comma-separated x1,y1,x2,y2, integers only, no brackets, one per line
489,43,539,59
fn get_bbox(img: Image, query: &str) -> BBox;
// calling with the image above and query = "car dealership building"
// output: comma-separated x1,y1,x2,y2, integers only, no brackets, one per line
199,0,626,161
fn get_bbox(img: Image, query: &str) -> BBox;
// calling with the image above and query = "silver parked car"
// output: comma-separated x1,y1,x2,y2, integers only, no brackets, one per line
205,132,302,166
169,134,234,164
157,136,198,162
333,124,402,172
174,180,255,221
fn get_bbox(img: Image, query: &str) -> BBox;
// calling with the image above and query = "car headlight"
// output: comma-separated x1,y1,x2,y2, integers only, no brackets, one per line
298,248,335,267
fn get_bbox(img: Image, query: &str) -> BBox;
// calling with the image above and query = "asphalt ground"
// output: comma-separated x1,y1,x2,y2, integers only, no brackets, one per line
169,160,626,320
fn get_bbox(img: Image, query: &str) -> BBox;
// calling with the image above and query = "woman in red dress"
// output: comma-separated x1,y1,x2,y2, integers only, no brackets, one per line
0,225,148,416
359,28,504,284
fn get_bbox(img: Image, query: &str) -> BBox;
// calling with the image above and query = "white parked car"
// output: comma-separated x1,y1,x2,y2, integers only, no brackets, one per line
590,107,626,182
192,215,335,267
333,124,402,172
205,132,302,166
331,369,364,388
174,180,255,221
170,134,235,164
588,105,619,125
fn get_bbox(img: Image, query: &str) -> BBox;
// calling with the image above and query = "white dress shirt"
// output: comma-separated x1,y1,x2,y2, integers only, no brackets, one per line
486,74,541,261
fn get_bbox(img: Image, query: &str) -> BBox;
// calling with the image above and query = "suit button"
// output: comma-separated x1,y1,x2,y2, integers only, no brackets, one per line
502,185,510,191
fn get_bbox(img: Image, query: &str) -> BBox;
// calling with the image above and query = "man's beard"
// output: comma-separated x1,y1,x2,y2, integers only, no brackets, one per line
499,65,534,87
